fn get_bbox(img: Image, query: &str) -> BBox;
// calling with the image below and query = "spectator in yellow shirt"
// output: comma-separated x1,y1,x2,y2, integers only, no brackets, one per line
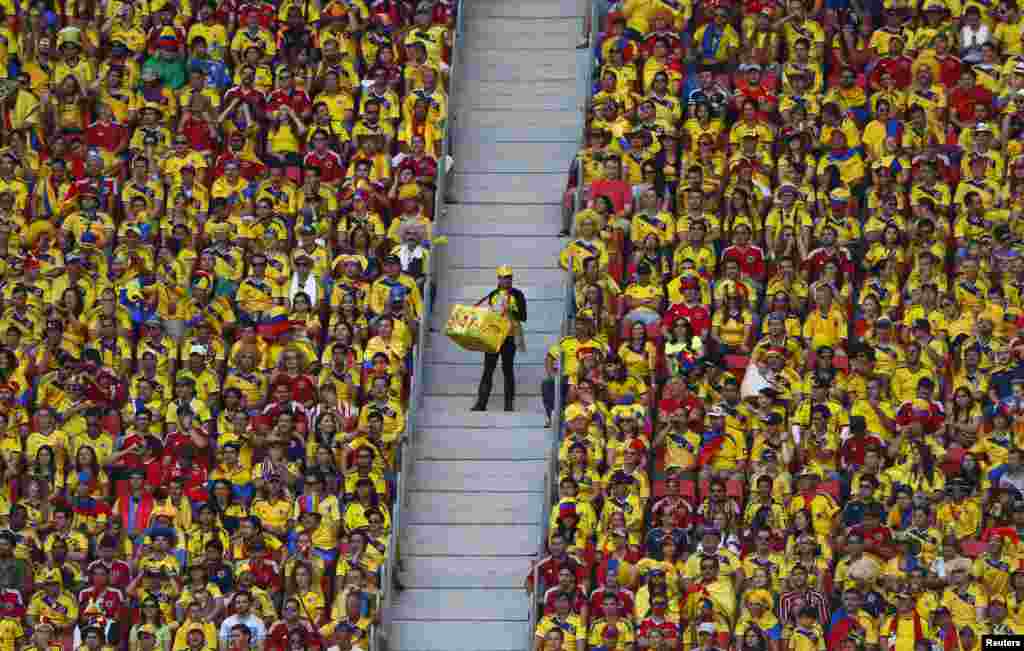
882,591,932,651
802,284,848,352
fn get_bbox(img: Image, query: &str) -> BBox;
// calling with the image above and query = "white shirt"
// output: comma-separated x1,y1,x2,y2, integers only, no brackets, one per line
289,272,320,305
219,613,267,646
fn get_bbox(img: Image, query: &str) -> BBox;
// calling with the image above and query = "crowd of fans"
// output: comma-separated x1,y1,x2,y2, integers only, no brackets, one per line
0,0,452,648
532,0,1024,649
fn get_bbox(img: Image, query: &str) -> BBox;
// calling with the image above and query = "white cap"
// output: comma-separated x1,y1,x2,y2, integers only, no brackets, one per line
698,623,716,635
190,344,208,355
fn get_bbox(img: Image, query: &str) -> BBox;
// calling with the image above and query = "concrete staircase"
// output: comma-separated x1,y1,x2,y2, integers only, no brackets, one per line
388,1,585,649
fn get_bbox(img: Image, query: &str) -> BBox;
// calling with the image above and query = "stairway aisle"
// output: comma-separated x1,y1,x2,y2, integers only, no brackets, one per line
388,1,585,650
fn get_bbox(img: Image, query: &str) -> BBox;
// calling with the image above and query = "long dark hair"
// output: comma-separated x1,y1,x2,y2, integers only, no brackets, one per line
912,438,937,485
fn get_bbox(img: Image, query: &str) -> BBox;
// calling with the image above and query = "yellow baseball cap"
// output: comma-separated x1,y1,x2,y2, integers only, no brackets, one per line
496,265,513,278
563,403,591,422
746,589,773,608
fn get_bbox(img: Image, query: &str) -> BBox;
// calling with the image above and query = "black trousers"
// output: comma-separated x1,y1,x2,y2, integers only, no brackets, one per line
542,376,570,419
478,336,516,405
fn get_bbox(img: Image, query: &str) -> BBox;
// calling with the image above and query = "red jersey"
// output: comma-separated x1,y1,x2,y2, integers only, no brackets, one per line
87,560,132,590
223,85,268,117
77,586,125,621
641,31,682,59
896,398,945,434
543,585,588,615
85,120,127,153
114,432,146,470
237,1,277,28
803,246,854,281
399,154,438,182
303,149,346,185
588,587,635,619
244,555,282,590
662,303,711,337
850,524,894,557
0,589,23,618
721,243,766,282
266,619,320,651
948,84,994,122
734,78,777,107
268,88,312,117
639,617,680,641
65,176,118,212
213,153,266,180
430,0,454,25
589,178,632,213
870,56,913,89
525,554,586,592
650,495,694,529
839,434,884,470
181,115,216,152
936,54,964,88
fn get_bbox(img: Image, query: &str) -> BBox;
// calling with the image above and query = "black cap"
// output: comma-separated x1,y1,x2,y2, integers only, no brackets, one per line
849,415,867,434
383,254,401,265
764,412,784,426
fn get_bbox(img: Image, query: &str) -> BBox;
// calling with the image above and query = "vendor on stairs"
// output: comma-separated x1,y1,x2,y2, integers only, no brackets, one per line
471,265,528,412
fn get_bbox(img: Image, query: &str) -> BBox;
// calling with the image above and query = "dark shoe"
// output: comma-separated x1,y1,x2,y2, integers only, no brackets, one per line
473,378,492,412
504,398,514,412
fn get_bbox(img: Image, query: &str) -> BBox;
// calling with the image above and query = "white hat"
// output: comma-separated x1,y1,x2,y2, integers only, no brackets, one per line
190,344,208,356
698,623,717,635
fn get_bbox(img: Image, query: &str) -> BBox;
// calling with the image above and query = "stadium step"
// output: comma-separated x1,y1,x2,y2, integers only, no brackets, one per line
415,426,551,461
392,587,531,620
423,362,548,395
441,235,564,269
401,525,542,556
408,492,544,525
390,2,583,648
443,203,566,236
458,80,581,111
401,556,532,588
456,141,581,174
419,396,548,427
391,621,529,651
449,172,567,204
467,0,585,19
461,49,578,83
464,18,579,50
410,461,547,492
455,110,582,143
